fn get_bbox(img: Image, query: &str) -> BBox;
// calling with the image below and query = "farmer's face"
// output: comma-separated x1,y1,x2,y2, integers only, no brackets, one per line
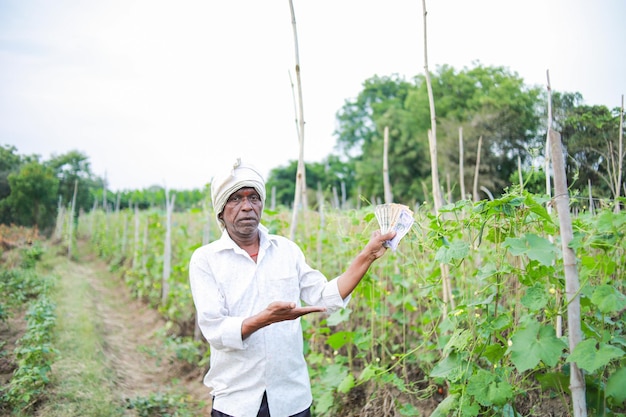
219,187,263,238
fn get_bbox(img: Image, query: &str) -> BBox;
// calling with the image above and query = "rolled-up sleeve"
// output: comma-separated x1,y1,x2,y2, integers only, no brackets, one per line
189,250,247,351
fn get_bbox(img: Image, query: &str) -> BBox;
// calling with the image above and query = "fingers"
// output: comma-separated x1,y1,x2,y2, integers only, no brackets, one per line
380,230,396,242
296,306,327,314
266,302,326,321
371,229,396,243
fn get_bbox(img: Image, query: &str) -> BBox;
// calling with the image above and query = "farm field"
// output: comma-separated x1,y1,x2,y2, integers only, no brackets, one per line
0,228,210,416
2,191,625,416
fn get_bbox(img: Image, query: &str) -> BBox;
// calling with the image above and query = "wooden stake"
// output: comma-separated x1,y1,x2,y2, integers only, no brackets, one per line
459,127,466,200
550,129,587,417
472,136,482,202
383,126,393,203
288,0,307,241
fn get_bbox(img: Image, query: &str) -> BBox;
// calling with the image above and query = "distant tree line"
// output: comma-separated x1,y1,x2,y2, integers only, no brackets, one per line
0,146,207,235
266,63,624,209
2,63,623,232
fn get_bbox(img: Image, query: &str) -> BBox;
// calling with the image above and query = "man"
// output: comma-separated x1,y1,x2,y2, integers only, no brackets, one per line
189,159,395,417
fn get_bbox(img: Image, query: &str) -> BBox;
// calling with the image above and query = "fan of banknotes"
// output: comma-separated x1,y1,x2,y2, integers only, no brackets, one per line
374,203,415,251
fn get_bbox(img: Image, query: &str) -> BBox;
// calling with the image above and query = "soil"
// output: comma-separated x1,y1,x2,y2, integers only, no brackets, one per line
0,313,25,389
0,241,213,416
70,249,213,414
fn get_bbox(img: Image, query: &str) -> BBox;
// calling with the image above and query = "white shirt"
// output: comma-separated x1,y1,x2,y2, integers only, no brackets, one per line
189,227,349,417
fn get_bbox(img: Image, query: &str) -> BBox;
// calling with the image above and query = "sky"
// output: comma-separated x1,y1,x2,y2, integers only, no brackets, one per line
1,0,624,192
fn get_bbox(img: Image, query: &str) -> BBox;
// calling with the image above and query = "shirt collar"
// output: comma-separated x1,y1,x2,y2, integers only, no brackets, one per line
214,224,278,253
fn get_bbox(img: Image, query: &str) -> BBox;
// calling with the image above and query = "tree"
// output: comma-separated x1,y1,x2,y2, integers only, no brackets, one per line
0,145,22,201
46,150,100,213
266,157,357,208
555,95,624,199
336,74,430,204
334,64,543,204
0,145,24,223
2,161,59,231
423,64,543,199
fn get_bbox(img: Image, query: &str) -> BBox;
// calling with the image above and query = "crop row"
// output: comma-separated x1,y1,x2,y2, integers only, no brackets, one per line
73,191,626,416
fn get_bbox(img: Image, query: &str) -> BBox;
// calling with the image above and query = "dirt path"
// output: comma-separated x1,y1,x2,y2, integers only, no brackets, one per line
49,245,212,415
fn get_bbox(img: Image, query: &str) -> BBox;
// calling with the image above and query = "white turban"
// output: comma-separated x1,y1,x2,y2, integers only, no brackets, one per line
211,158,266,231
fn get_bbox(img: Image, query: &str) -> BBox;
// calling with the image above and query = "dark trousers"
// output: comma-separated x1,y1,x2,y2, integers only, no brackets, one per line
211,392,311,417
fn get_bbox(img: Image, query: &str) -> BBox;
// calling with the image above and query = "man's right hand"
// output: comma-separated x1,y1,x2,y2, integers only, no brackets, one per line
265,301,326,322
242,301,326,339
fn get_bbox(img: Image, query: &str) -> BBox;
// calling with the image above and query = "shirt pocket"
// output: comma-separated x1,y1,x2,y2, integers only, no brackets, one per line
266,274,300,303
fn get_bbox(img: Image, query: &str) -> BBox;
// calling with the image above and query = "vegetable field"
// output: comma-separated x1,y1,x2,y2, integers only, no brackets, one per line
66,189,626,417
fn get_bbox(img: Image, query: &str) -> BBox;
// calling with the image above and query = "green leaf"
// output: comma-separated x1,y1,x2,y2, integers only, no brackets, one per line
483,343,506,364
606,367,626,403
590,285,626,314
566,339,624,373
510,320,566,372
326,331,353,350
435,240,470,264
326,308,352,326
521,283,549,311
320,363,348,388
430,352,467,382
443,328,473,355
504,234,557,266
313,391,335,415
430,393,459,417
524,194,553,224
358,364,379,382
337,373,355,394
466,369,514,406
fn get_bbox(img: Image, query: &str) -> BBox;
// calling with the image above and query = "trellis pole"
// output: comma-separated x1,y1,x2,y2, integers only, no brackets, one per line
383,126,393,204
421,0,454,313
288,0,307,241
550,129,587,417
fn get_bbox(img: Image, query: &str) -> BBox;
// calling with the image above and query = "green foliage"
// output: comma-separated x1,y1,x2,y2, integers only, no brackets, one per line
509,320,566,372
0,245,49,308
266,156,357,209
2,161,59,231
126,392,200,417
556,96,624,198
0,245,58,414
45,150,99,214
333,64,545,204
4,296,58,412
78,188,626,415
0,145,23,203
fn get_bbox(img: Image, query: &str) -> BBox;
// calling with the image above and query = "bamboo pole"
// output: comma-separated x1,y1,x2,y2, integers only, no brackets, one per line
615,95,624,213
472,136,483,202
517,155,524,191
67,179,78,259
550,129,587,417
162,189,175,305
545,70,553,213
383,126,393,204
288,0,307,241
422,7,443,212
446,172,451,204
132,203,140,269
102,170,108,211
317,182,324,267
54,196,65,242
459,127,466,200
545,72,562,337
421,0,453,313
